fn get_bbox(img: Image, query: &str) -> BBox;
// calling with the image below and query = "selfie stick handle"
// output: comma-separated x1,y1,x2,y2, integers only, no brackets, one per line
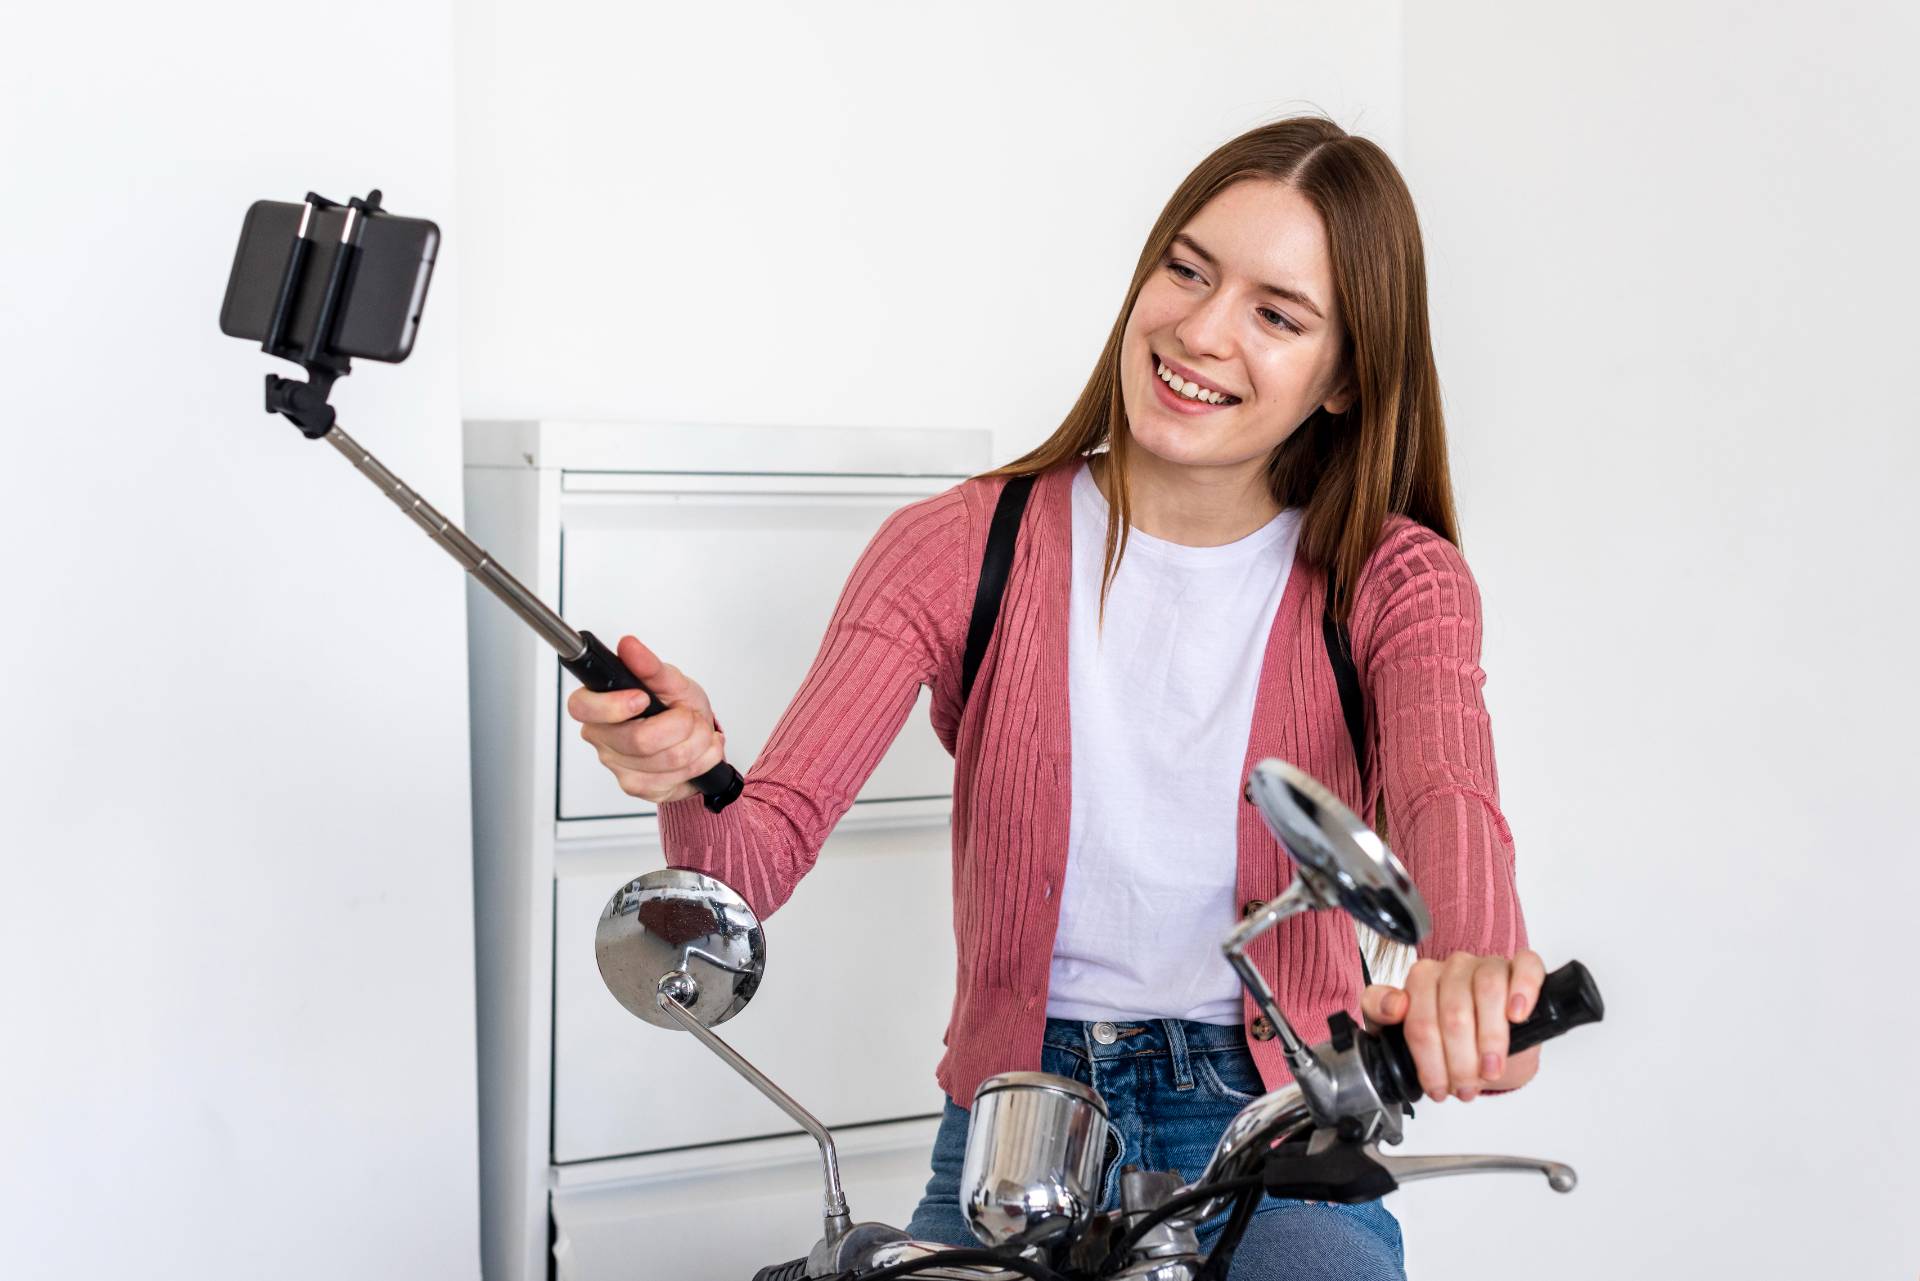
319,422,745,814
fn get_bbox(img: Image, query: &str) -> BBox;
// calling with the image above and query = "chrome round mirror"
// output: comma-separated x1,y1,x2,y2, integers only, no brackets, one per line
1244,758,1432,945
594,868,764,1030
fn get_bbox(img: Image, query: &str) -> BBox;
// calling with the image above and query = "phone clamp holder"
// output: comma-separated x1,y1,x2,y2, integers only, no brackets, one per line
260,188,384,439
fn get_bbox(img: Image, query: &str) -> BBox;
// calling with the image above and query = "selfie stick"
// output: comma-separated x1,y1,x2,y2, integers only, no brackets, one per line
251,189,745,814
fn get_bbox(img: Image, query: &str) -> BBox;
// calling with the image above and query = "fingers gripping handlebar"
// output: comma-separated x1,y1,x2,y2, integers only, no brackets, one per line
1364,961,1605,1110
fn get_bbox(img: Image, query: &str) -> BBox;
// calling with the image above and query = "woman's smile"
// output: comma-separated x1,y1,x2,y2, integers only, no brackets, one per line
1149,349,1241,415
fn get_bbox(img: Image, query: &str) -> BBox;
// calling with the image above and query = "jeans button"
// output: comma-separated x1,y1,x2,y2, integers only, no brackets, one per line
1092,1021,1118,1045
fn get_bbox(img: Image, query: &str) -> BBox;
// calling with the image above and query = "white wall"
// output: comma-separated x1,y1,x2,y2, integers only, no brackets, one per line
1399,3,1919,1277
453,0,1403,453
0,4,479,1280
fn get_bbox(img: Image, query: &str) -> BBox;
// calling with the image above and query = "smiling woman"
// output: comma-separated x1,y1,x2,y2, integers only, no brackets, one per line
604,112,1536,1281
917,115,1537,1277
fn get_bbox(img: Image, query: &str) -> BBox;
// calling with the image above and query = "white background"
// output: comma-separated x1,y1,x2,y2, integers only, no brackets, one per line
4,2,1914,1278
1399,4,1918,1272
0,3,480,1279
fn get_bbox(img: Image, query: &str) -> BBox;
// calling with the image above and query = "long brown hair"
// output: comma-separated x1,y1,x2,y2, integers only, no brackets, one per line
978,113,1461,630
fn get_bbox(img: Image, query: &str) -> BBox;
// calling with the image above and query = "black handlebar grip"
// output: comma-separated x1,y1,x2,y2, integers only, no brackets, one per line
561,629,746,814
1505,959,1604,1056
749,1257,812,1281
1364,960,1604,1108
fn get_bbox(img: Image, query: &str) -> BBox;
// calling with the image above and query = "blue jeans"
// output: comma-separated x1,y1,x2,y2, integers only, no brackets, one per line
905,1017,1405,1280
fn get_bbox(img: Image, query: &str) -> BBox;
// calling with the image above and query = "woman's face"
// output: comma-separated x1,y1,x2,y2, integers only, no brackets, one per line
1119,179,1351,473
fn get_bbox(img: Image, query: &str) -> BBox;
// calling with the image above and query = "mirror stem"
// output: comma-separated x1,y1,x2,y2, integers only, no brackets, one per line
1220,880,1339,1118
654,973,853,1243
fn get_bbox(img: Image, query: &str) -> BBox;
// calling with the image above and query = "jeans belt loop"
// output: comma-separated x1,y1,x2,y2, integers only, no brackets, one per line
1163,1018,1196,1091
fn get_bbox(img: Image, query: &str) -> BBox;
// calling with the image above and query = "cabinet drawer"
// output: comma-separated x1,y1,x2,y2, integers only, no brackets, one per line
551,1117,941,1281
551,818,955,1163
555,475,957,822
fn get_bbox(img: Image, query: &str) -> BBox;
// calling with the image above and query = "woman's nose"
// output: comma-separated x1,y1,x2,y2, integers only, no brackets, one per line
1172,288,1236,361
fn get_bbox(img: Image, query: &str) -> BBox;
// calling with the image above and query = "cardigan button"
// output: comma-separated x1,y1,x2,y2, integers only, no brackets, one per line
1242,899,1267,919
1249,1015,1277,1042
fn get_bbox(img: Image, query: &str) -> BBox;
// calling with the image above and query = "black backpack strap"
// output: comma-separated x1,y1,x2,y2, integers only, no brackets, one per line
1322,572,1369,781
1322,570,1376,989
961,472,1036,706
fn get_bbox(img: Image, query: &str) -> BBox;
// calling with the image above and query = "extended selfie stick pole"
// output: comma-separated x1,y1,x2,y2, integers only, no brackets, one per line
253,189,745,814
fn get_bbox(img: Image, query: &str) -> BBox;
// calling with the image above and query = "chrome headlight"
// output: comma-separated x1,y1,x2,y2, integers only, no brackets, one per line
960,1071,1110,1249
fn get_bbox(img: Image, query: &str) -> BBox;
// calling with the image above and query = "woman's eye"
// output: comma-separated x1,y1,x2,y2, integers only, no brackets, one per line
1258,307,1299,334
1168,262,1201,282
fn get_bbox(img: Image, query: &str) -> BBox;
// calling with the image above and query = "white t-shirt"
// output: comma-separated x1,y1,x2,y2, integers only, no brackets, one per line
1046,460,1302,1025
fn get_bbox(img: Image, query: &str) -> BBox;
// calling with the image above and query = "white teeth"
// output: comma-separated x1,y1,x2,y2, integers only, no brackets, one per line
1157,359,1231,405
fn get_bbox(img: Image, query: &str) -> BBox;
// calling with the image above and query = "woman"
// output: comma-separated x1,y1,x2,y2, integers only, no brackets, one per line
568,114,1544,1278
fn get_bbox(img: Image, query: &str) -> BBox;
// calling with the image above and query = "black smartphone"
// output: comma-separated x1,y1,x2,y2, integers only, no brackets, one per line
219,199,439,363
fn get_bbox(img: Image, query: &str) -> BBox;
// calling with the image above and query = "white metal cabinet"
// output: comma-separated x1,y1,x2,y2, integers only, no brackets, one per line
555,475,956,821
465,420,988,1281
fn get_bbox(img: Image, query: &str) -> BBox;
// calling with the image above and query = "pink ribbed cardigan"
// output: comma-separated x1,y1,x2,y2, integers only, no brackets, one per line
659,457,1527,1107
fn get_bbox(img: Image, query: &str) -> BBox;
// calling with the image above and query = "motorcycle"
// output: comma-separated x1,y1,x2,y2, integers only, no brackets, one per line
594,758,1604,1280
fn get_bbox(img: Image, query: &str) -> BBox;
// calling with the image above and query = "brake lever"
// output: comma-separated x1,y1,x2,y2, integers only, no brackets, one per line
1368,1145,1577,1193
1261,1127,1577,1204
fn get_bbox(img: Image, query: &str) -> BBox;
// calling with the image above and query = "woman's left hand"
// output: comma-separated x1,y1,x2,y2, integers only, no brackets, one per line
1359,949,1547,1101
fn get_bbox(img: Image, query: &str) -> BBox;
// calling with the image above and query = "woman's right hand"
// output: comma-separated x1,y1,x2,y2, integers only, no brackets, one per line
565,635,727,805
